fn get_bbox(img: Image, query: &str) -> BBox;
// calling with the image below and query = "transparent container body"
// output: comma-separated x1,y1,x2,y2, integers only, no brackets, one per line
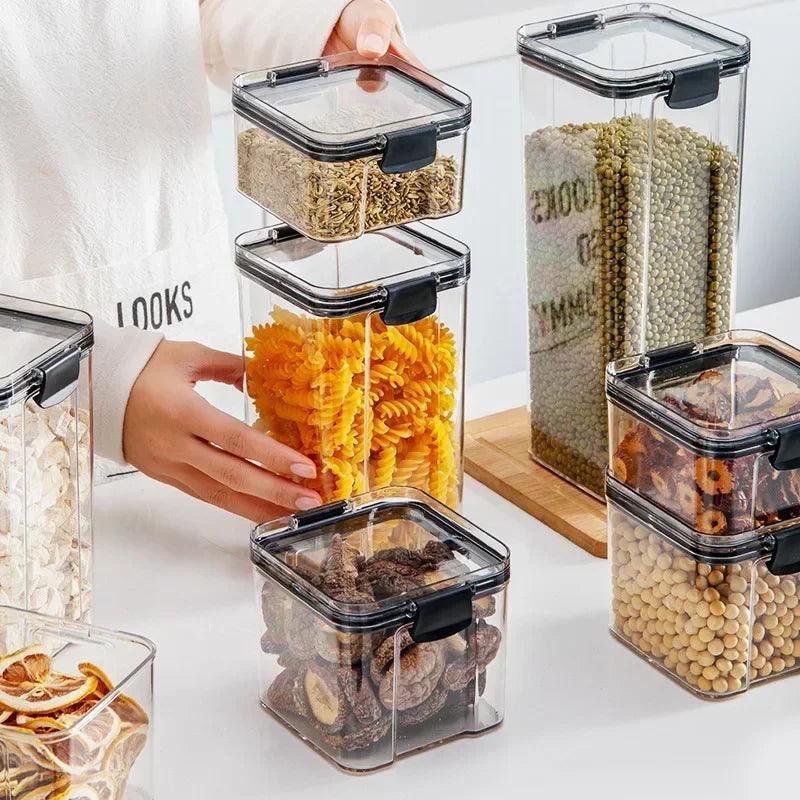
608,330,800,535
233,53,470,243
519,5,748,497
0,605,154,799
252,489,509,772
609,493,800,698
0,296,94,623
237,224,468,507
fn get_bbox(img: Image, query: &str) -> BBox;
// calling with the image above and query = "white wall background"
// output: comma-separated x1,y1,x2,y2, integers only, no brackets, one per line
211,0,800,386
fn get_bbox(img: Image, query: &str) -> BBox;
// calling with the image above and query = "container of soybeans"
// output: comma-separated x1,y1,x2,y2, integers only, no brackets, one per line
233,52,471,242
518,4,750,497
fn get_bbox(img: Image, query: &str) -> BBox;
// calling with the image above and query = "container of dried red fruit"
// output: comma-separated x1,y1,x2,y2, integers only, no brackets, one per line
250,487,509,772
606,330,800,697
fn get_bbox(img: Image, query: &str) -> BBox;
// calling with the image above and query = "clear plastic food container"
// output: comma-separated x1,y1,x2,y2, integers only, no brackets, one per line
0,605,154,798
518,4,749,496
233,52,470,242
0,295,94,621
609,477,800,698
237,223,469,507
251,488,509,772
607,331,800,536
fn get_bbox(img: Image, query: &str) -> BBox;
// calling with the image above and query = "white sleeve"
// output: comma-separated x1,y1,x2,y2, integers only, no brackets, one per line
91,319,164,466
200,0,351,89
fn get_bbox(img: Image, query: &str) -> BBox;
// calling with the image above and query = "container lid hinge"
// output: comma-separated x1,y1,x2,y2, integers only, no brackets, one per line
410,585,473,643
768,526,800,576
549,14,603,37
769,421,800,470
666,62,720,109
381,275,438,325
294,500,350,526
33,346,81,409
380,124,438,174
268,59,327,86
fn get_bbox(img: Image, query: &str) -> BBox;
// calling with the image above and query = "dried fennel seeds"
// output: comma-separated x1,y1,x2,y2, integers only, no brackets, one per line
237,127,460,241
525,116,738,495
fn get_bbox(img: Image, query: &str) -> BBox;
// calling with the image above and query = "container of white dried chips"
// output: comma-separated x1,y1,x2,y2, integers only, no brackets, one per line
0,295,93,623
233,52,471,242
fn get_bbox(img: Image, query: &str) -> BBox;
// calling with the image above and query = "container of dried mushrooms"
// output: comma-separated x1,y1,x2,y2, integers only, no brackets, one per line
0,295,94,622
233,52,470,242
0,605,154,800
251,487,509,772
518,4,750,497
607,330,800,697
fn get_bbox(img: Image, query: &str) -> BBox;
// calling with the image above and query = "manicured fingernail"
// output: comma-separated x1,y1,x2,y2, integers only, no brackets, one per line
296,496,321,511
291,462,316,479
361,33,387,55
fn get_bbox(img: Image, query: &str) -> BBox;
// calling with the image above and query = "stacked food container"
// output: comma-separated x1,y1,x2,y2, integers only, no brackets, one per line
233,52,510,765
0,295,155,797
607,331,800,697
518,4,750,497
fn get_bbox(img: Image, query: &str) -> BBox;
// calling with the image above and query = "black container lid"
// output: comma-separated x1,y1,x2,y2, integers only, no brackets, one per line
236,222,469,323
518,4,750,105
0,295,93,411
608,476,800,575
607,331,800,467
232,52,471,170
251,488,510,637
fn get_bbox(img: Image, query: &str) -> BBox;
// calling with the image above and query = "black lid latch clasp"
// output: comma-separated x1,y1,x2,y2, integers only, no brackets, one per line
410,585,473,643
666,62,721,110
769,421,800,471
768,525,800,576
381,275,438,325
34,346,81,409
380,124,438,174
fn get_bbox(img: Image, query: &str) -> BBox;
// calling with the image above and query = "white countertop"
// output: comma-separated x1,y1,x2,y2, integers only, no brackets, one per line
93,296,800,799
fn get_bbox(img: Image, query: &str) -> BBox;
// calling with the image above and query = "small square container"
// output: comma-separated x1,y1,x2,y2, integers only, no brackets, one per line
233,52,471,242
0,295,94,621
518,4,749,496
607,331,800,536
0,605,154,798
609,477,800,697
251,488,509,772
237,223,469,507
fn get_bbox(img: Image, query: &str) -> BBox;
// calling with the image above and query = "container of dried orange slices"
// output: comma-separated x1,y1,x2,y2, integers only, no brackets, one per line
236,222,469,508
0,606,154,800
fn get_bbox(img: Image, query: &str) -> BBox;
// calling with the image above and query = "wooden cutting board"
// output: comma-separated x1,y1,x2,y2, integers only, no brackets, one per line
464,406,607,558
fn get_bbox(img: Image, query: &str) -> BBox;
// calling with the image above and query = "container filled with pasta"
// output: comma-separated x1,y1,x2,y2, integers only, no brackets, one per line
0,605,154,799
252,487,509,772
518,4,749,496
236,223,469,507
0,294,94,622
233,52,470,242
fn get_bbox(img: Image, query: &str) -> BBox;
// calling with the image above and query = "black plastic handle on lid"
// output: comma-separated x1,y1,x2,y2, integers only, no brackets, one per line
666,62,721,109
380,124,438,174
769,526,800,576
381,275,438,325
34,346,81,409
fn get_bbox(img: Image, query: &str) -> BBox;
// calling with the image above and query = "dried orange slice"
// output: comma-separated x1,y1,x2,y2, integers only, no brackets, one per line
14,776,72,800
15,714,69,732
0,673,98,715
77,663,114,696
0,645,52,684
102,724,148,777
110,693,148,727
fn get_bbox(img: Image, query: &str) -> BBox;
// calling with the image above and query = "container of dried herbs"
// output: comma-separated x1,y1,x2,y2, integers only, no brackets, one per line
233,53,470,242
518,4,750,497
251,488,509,772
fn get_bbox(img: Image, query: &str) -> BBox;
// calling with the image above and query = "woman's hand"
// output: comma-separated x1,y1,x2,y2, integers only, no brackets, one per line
325,0,423,67
123,340,322,522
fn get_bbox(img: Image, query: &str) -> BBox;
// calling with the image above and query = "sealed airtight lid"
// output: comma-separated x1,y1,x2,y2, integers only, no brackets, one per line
606,331,800,466
232,52,471,173
236,222,469,324
251,489,510,637
0,295,93,411
518,4,750,107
